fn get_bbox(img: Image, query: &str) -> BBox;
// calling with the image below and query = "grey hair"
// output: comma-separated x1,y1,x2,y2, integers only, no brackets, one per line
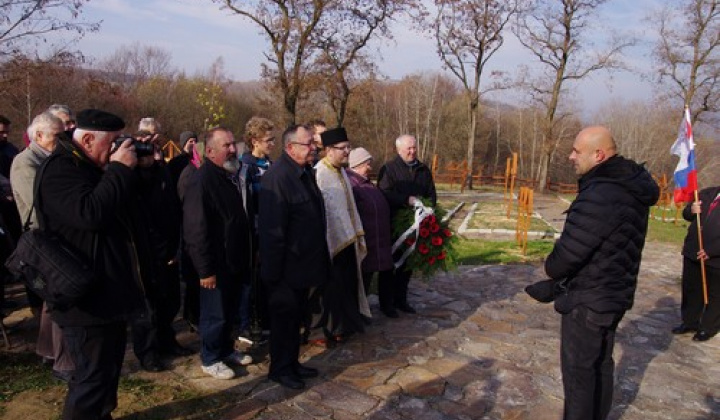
27,112,63,142
395,134,416,148
47,104,73,119
138,117,161,133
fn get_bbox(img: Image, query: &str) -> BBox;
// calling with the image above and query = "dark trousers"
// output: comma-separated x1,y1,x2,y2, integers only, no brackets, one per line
61,321,127,420
561,305,624,420
198,279,241,366
268,285,308,377
320,246,364,335
181,251,200,327
394,263,413,306
130,263,181,360
681,257,720,333
362,269,394,310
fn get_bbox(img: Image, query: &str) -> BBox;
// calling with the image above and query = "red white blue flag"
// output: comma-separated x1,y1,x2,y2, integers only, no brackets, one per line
671,107,697,203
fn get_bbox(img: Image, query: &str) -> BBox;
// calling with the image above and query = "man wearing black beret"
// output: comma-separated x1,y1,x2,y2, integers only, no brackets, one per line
37,109,149,420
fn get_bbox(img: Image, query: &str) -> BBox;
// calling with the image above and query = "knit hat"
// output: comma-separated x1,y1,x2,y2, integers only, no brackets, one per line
320,127,348,147
179,131,197,148
75,109,125,132
349,147,372,168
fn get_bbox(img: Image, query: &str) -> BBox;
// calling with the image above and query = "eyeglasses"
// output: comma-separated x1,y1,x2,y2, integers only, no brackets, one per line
259,137,275,143
329,145,352,152
291,141,315,148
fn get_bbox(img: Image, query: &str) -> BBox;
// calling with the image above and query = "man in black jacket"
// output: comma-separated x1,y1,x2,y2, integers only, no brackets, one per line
38,109,145,420
259,124,329,390
377,134,436,314
183,127,254,380
544,126,659,420
673,186,720,341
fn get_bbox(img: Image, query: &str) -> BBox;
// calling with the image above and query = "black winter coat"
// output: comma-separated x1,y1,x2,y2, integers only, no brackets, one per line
258,152,329,289
183,160,253,282
682,186,720,268
377,155,437,214
38,139,146,326
545,155,660,314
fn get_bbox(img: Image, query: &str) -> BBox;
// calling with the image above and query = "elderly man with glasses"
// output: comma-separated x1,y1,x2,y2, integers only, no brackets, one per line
258,124,329,390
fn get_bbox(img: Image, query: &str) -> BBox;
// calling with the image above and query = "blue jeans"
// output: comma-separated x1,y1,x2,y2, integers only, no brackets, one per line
199,280,241,366
561,305,624,420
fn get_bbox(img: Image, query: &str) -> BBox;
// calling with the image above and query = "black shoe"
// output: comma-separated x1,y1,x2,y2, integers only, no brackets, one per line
672,324,698,335
693,330,717,342
380,306,399,318
161,342,194,357
395,302,416,314
269,374,305,390
294,364,319,379
140,354,164,372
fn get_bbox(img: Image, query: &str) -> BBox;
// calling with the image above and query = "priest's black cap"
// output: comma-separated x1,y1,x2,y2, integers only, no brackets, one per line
320,127,348,147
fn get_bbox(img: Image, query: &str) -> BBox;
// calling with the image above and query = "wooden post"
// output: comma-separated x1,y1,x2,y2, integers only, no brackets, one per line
506,153,518,218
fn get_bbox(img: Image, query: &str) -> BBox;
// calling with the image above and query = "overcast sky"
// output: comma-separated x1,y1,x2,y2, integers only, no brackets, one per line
71,0,668,119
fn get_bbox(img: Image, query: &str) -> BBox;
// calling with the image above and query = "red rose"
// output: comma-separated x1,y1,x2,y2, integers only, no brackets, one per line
428,256,436,265
438,251,446,260
405,237,416,246
420,218,429,227
418,243,430,254
427,215,437,224
432,236,443,246
430,223,440,233
419,228,430,238
443,228,452,237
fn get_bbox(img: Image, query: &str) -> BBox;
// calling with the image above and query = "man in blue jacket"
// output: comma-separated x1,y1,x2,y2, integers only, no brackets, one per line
544,126,659,420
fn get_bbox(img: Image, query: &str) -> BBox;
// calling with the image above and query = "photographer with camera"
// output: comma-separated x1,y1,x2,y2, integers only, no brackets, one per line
37,109,150,420
127,127,192,373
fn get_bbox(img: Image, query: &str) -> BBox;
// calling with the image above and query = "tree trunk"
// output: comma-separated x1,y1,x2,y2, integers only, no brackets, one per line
466,94,479,190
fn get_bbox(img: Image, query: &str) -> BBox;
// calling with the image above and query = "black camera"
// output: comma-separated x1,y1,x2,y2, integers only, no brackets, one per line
113,135,155,157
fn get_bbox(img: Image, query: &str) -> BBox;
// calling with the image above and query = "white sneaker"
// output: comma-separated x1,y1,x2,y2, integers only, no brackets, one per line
225,350,253,366
201,361,234,380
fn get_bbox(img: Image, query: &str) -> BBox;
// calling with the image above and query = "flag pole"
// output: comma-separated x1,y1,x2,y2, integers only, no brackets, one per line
693,191,709,305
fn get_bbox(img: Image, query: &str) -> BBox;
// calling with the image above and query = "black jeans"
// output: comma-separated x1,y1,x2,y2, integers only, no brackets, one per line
268,284,308,377
61,322,127,420
561,305,624,420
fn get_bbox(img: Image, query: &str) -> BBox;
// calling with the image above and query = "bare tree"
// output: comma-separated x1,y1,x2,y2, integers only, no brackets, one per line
215,0,331,125
99,42,176,89
315,0,415,126
426,0,523,189
515,0,632,190
0,0,99,57
652,0,720,125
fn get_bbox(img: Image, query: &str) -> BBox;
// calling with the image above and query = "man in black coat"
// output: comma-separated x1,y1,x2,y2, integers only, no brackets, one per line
259,124,329,390
544,126,659,420
673,186,720,341
130,142,192,373
38,109,146,420
183,127,254,380
377,134,437,314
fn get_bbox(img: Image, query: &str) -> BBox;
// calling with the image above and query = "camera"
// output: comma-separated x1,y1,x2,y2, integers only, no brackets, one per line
113,134,155,157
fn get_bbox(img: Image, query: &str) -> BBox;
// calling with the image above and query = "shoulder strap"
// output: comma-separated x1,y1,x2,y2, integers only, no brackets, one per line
31,151,98,266
30,152,60,232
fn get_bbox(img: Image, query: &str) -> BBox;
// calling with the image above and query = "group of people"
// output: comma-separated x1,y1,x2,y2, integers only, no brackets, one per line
2,105,716,420
0,105,438,419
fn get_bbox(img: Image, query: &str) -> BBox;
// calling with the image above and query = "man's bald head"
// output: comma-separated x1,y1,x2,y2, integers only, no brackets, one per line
569,126,617,176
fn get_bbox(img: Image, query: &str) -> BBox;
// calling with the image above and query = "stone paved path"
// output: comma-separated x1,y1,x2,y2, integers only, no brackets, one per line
5,192,720,420
125,239,717,420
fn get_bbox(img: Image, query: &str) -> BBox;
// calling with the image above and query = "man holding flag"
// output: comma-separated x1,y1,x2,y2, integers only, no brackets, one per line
672,108,720,341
